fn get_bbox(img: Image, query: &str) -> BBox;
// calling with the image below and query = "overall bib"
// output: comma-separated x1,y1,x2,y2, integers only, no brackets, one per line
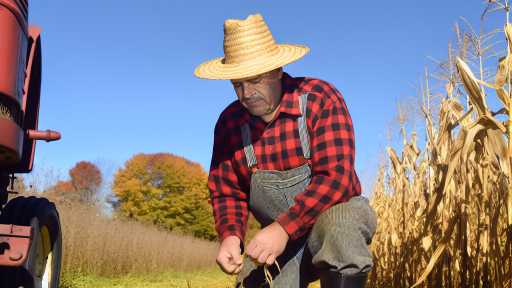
236,93,377,288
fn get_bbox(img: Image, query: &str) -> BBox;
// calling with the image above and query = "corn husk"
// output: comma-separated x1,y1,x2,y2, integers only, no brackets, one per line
456,57,489,117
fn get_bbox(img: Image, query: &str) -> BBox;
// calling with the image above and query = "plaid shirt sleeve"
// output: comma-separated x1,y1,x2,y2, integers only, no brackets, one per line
208,112,250,248
275,81,361,241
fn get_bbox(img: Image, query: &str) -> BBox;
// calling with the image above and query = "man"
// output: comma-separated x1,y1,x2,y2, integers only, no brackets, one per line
195,14,377,288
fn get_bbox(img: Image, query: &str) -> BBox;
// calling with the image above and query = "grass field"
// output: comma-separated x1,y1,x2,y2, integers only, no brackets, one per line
65,268,322,288
5,183,321,288
64,268,236,288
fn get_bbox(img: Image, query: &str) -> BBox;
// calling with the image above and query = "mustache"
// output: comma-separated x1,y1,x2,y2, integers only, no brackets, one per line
243,92,265,104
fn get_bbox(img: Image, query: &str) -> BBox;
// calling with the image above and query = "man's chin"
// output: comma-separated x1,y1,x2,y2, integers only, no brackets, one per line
246,107,268,117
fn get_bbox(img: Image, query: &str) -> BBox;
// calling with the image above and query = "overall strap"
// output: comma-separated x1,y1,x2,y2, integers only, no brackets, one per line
298,93,311,159
241,93,310,167
241,122,258,167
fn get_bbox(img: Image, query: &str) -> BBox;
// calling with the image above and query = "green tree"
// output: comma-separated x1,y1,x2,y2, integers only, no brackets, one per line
111,153,217,241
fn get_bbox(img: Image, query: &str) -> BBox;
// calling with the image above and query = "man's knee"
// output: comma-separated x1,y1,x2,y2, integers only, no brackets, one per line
307,196,377,275
315,196,376,240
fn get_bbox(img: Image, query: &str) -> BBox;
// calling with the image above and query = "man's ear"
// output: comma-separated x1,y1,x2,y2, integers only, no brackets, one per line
277,67,283,80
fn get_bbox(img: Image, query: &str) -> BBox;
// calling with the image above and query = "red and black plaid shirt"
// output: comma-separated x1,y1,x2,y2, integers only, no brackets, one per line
208,72,361,247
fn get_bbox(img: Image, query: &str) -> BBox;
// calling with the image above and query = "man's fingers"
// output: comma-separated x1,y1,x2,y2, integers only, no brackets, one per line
257,251,270,266
217,250,239,274
226,258,244,275
217,250,231,266
249,246,263,263
216,236,245,275
266,254,277,267
230,250,243,265
246,240,256,256
222,240,242,264
233,262,244,275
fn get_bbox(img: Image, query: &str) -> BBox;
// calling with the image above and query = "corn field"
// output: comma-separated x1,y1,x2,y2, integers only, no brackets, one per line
367,1,512,287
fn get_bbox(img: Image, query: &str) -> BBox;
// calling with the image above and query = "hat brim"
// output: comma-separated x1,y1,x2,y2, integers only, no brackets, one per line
194,44,309,80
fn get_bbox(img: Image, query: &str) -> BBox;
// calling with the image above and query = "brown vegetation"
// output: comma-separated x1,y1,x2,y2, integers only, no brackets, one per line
366,2,512,287
56,197,220,280
8,166,221,286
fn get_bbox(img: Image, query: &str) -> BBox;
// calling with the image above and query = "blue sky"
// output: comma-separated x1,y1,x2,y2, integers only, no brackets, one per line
26,1,507,187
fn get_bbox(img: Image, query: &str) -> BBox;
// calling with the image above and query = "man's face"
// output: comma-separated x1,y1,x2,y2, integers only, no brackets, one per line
230,68,283,120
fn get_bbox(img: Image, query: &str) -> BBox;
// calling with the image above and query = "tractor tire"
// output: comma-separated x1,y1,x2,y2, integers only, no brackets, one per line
0,196,62,288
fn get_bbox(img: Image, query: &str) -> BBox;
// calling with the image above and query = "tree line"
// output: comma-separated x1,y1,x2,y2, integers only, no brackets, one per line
53,152,219,241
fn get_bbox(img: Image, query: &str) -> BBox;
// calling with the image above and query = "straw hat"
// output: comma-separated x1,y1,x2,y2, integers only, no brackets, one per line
194,14,309,80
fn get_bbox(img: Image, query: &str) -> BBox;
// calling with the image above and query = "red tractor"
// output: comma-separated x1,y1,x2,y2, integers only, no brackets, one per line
0,0,62,287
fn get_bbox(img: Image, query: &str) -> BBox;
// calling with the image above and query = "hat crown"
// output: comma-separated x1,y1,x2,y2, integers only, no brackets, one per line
223,14,277,65
194,14,309,80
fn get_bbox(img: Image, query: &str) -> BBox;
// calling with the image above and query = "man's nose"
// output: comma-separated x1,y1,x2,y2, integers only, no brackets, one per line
242,82,255,98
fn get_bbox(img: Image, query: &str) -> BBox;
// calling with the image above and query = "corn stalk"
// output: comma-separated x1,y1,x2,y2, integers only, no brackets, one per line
367,3,512,287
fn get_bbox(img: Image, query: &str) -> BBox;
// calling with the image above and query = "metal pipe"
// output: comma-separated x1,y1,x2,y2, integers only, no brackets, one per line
25,129,60,142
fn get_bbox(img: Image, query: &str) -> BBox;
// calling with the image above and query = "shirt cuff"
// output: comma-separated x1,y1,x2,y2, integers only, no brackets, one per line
219,224,246,250
275,210,308,241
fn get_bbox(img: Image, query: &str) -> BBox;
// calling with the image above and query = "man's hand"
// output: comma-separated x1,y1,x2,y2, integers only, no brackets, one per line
246,222,289,266
216,235,244,275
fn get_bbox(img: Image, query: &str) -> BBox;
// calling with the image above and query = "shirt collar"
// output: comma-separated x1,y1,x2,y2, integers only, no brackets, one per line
278,72,303,117
237,72,302,127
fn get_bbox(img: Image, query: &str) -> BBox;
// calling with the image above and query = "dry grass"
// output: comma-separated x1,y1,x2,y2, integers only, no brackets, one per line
19,191,223,286
57,201,220,278
6,171,226,287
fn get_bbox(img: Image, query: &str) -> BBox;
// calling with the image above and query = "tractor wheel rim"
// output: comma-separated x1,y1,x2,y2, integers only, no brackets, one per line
41,251,52,288
34,226,52,288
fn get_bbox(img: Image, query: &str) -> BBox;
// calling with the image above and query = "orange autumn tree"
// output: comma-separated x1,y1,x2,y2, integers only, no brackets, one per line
54,161,103,204
111,153,217,241
53,179,76,193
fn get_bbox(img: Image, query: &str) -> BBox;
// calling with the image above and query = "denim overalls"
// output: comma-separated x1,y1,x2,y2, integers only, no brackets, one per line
236,93,377,288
